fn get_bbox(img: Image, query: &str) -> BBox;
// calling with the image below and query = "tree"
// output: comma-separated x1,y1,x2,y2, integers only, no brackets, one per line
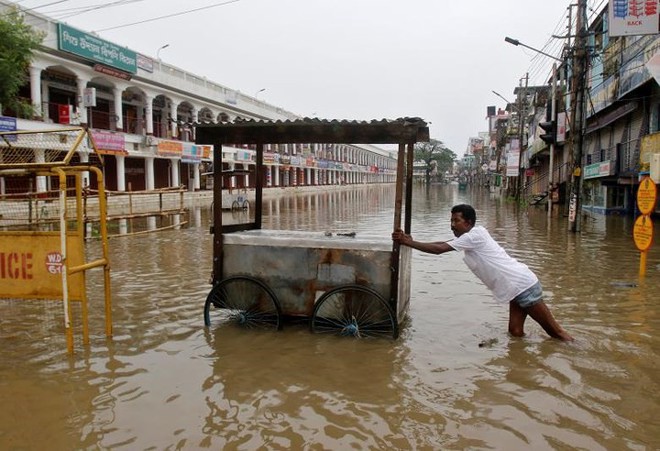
414,139,457,184
0,6,45,116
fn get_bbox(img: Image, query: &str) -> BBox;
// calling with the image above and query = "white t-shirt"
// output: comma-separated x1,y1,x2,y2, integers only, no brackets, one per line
448,225,538,303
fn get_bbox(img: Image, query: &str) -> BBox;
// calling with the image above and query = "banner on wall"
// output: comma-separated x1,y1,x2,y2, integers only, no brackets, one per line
157,140,183,157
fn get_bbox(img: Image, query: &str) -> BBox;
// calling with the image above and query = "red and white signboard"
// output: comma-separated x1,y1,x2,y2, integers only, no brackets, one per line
609,0,659,37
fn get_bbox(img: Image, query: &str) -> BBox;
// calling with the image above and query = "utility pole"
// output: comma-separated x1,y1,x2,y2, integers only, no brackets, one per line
568,0,588,232
548,63,557,221
516,73,528,202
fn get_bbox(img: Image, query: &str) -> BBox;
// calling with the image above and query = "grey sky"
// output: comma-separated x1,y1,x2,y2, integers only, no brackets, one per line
18,0,581,155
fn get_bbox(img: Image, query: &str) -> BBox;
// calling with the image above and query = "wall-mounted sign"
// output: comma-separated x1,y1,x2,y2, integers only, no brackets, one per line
157,140,183,157
136,54,154,73
58,104,72,124
93,64,132,80
609,0,659,36
91,130,127,155
584,161,612,179
82,87,96,108
0,115,17,142
182,144,201,163
58,23,137,74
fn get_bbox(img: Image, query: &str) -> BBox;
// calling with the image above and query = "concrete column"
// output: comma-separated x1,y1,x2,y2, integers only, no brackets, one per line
79,152,90,188
34,149,47,193
29,65,43,118
113,87,124,131
116,155,126,191
145,95,154,135
273,165,280,187
41,77,50,122
193,162,200,190
145,157,155,190
229,163,236,189
76,77,89,124
170,100,179,138
188,106,196,142
171,159,180,188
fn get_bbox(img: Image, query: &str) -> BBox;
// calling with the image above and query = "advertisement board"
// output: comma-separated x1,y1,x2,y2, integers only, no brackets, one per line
609,0,659,36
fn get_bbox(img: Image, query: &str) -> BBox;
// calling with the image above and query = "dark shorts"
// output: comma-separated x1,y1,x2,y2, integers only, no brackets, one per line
512,282,543,309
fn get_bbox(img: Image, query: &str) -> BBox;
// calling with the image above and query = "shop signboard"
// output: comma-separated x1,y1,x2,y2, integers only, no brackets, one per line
91,130,127,155
157,140,183,157
58,23,137,74
182,144,201,163
584,161,612,179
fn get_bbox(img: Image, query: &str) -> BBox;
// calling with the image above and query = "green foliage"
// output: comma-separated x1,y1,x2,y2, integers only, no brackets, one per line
0,6,44,114
414,139,457,182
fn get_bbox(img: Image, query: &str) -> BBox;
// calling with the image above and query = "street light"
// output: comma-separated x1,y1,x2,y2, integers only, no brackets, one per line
491,90,519,111
156,44,170,60
504,37,562,62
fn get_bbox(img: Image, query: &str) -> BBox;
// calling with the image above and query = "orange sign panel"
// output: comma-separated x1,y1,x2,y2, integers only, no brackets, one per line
0,233,84,300
633,215,654,252
637,176,657,215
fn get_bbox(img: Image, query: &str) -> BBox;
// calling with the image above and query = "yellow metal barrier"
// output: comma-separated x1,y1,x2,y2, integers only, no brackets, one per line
0,127,112,353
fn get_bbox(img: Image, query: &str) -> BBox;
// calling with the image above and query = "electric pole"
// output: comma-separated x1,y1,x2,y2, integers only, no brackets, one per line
516,73,528,202
548,63,557,221
568,0,588,232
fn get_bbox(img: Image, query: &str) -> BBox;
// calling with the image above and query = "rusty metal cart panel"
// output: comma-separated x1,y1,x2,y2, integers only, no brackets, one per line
196,118,428,339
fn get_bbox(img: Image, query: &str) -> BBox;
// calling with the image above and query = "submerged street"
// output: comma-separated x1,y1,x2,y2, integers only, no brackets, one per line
0,184,658,449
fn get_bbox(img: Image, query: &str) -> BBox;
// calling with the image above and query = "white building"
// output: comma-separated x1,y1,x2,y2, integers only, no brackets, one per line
0,1,397,195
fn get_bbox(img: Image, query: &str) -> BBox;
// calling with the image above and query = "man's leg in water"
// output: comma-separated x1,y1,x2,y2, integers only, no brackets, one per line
525,301,574,341
508,300,527,337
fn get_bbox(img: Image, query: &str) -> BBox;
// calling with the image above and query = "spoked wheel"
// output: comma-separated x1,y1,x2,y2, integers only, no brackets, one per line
204,275,282,331
311,284,398,339
242,200,250,210
231,200,240,211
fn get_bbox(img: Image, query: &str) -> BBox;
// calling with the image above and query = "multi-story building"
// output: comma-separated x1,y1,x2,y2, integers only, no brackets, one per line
0,1,397,196
580,5,660,215
493,2,660,216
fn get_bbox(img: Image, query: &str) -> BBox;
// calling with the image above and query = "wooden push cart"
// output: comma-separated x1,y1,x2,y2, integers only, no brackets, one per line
195,118,429,339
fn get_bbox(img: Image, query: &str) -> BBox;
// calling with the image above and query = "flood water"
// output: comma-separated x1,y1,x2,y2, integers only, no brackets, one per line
1,184,659,450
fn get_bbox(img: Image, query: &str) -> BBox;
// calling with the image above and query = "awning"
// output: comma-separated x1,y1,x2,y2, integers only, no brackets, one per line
585,101,637,134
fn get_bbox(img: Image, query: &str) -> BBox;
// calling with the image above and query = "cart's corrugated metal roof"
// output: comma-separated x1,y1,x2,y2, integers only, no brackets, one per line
195,117,429,145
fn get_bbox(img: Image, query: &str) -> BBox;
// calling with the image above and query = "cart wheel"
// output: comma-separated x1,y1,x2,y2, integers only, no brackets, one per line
204,275,282,331
242,200,250,210
311,285,398,339
231,200,240,211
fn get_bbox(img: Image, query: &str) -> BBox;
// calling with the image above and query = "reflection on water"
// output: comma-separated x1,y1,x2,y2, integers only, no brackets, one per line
0,184,658,449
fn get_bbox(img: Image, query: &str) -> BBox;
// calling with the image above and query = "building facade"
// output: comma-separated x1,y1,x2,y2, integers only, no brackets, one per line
0,1,397,197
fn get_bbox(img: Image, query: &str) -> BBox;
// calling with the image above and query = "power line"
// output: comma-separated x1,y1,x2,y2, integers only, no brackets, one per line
49,0,148,20
94,0,243,32
28,0,72,9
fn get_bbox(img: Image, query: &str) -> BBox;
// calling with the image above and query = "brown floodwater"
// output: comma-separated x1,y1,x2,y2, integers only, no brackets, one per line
1,184,658,450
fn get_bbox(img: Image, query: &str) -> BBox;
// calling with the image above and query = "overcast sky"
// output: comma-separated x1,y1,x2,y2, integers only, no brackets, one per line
16,0,595,155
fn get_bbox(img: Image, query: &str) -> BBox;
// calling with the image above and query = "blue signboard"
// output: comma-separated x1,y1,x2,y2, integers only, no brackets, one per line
0,115,17,142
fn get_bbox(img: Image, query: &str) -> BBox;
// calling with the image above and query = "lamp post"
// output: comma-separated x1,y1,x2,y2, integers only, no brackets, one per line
504,37,563,62
156,44,170,60
491,90,515,108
